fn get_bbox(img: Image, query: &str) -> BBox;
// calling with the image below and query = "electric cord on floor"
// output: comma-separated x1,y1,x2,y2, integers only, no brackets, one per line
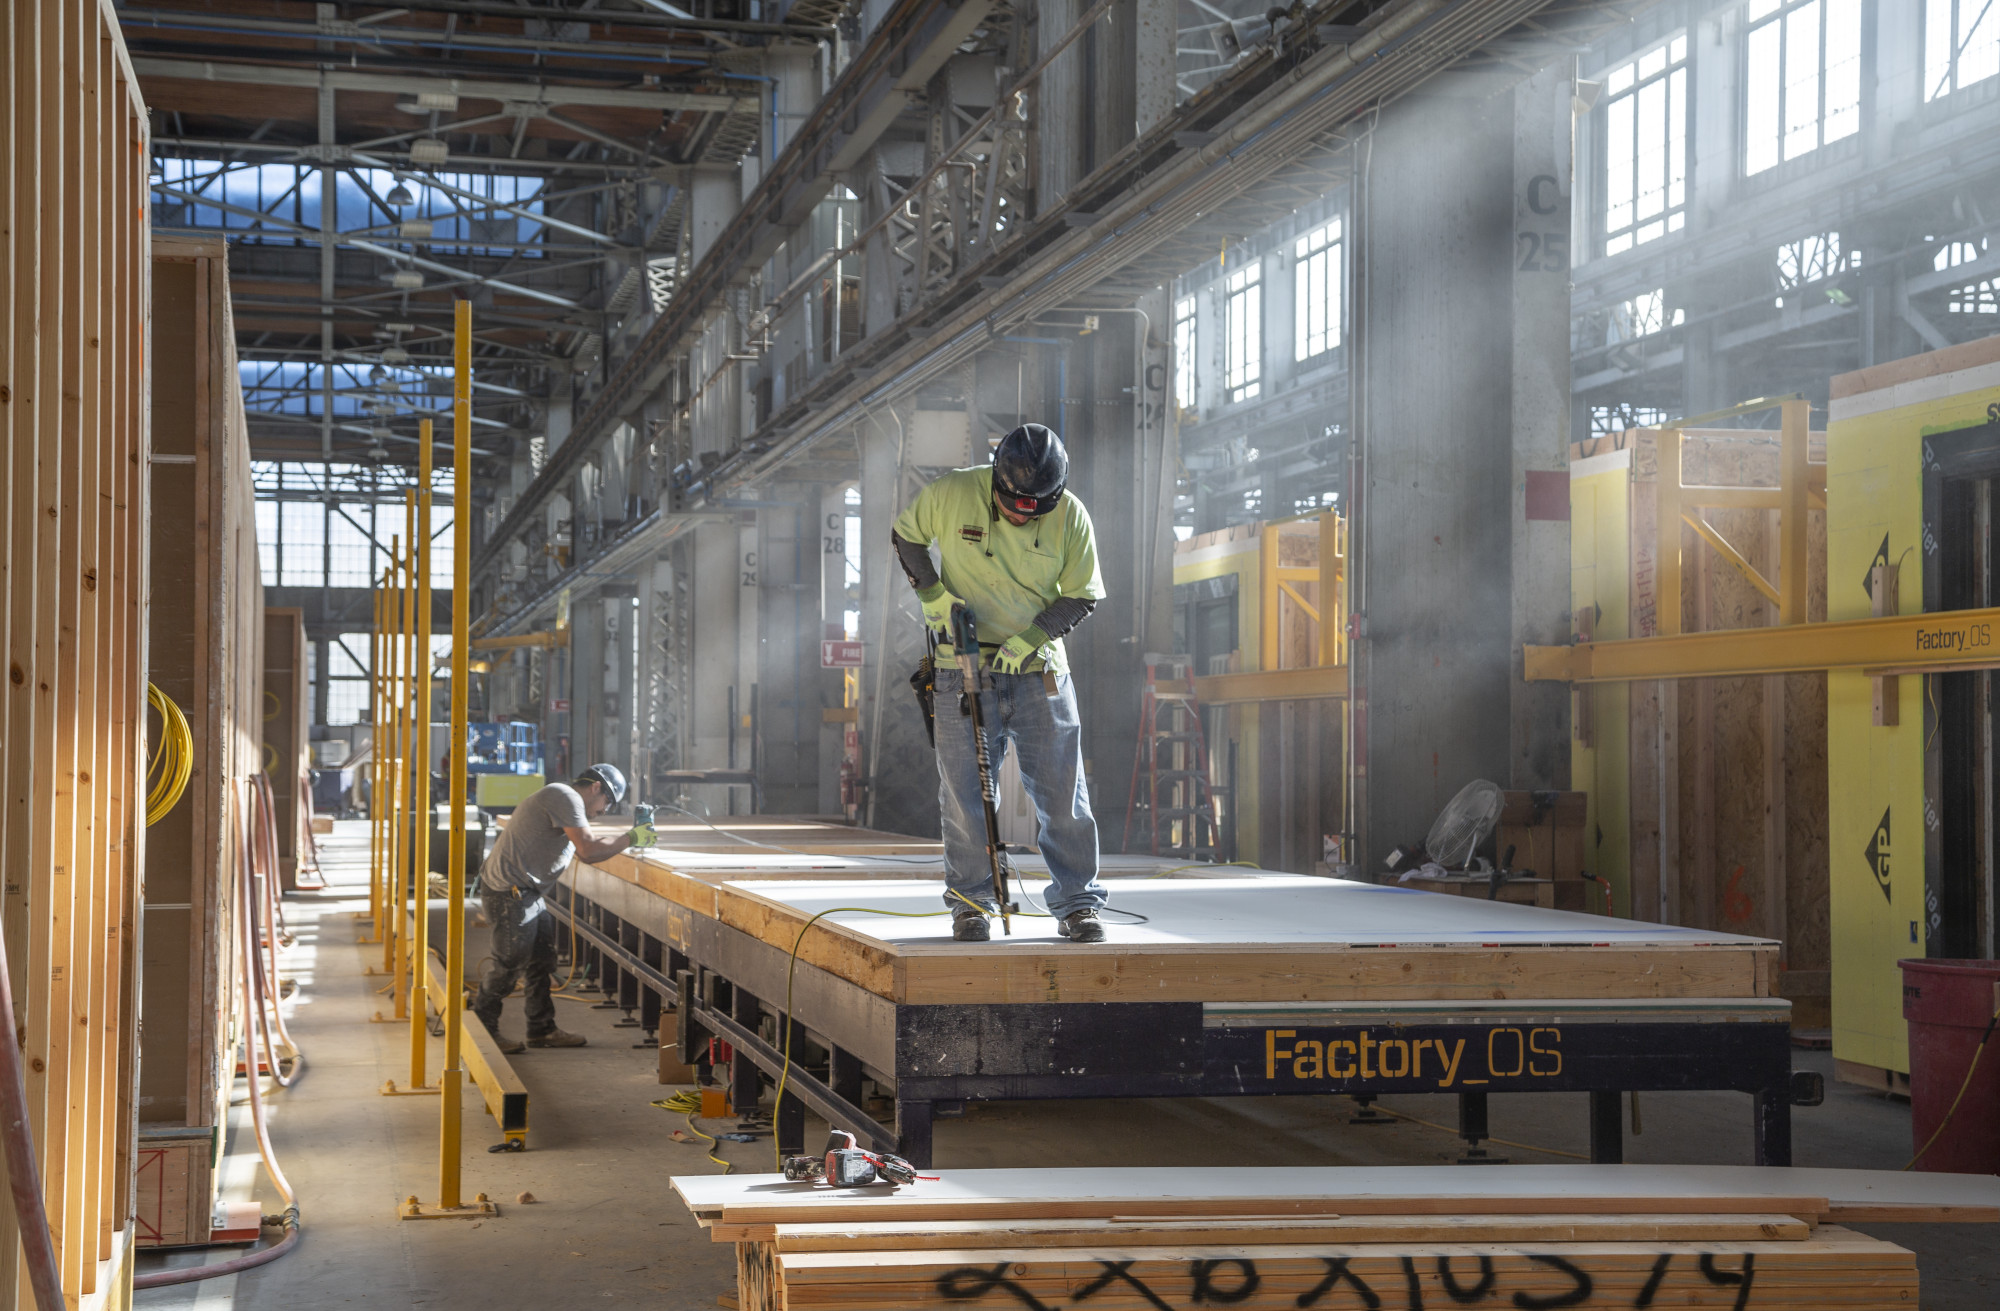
652,1089,732,1172
1360,1102,1591,1162
1904,1002,2000,1171
137,782,304,1289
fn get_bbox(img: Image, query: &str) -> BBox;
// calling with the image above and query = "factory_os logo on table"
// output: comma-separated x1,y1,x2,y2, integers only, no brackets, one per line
1263,1027,1562,1089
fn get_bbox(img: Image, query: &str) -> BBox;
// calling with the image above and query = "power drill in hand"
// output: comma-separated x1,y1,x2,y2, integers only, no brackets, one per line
630,802,658,850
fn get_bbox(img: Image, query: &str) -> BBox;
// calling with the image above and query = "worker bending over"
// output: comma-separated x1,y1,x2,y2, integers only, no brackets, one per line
893,423,1109,943
472,763,655,1052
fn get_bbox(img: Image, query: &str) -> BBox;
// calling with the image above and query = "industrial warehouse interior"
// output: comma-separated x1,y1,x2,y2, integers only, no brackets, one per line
10,0,2000,1307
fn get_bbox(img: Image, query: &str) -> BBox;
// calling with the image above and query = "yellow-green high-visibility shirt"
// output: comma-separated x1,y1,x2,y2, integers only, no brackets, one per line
892,466,1105,676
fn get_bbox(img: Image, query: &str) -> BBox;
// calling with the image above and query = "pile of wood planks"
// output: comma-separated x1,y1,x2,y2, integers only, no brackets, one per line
678,1165,2000,1310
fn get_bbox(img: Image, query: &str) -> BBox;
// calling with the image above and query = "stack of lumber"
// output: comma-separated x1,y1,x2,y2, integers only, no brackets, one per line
677,1166,2000,1310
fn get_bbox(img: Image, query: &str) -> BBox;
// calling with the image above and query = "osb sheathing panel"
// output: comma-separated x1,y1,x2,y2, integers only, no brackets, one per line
1576,431,1830,992
140,235,262,1258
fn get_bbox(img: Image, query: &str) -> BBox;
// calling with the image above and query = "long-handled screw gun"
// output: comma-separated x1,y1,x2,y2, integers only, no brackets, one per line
948,603,1018,935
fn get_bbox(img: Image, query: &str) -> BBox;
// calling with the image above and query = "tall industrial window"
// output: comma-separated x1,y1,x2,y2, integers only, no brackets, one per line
1294,218,1343,361
1938,238,1999,314
1602,35,1688,256
1744,0,1863,176
278,502,325,588
1173,296,1197,411
430,507,455,589
326,506,374,587
1926,0,2000,100
324,633,372,726
1223,264,1261,404
256,500,281,587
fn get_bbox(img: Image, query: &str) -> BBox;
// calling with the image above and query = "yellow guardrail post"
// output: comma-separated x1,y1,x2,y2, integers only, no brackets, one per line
362,584,383,945
406,298,497,1219
388,538,407,1018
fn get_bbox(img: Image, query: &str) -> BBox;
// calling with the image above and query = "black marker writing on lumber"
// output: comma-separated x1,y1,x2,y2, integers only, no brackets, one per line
932,1250,1761,1308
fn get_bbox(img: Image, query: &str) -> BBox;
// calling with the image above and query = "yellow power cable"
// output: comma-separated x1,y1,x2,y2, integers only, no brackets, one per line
145,683,194,826
651,1089,732,1172
1905,1002,2000,1171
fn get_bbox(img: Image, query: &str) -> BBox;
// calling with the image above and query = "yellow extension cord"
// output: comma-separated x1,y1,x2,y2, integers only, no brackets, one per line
651,1088,734,1172
145,683,194,826
1904,1003,2000,1171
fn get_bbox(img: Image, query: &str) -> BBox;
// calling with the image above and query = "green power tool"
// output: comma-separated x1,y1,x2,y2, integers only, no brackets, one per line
948,604,1017,935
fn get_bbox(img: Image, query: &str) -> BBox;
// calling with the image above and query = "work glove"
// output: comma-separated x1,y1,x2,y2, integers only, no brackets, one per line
630,822,658,849
994,626,1050,676
917,582,963,640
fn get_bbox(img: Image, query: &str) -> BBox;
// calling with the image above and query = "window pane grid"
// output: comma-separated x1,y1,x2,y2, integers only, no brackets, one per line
1746,0,1863,177
1174,297,1197,412
1224,265,1261,403
1294,219,1344,362
1602,35,1687,256
1927,0,2000,100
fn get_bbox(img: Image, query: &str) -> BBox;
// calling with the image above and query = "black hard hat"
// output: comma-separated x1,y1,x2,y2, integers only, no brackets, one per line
577,762,628,804
991,423,1068,519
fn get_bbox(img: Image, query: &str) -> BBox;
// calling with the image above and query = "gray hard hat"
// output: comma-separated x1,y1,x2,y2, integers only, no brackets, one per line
576,762,627,803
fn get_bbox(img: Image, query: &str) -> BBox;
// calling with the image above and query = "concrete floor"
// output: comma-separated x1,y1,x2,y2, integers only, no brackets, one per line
134,822,1997,1309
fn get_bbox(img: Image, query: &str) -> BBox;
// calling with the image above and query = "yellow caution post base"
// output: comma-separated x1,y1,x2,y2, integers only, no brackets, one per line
399,1193,500,1221
380,1080,441,1096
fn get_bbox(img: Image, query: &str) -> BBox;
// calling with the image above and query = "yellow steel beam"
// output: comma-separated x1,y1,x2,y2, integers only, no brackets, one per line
468,629,569,652
1277,579,1321,623
1682,512,1778,605
1525,608,2000,683
1195,664,1348,704
416,942,528,1147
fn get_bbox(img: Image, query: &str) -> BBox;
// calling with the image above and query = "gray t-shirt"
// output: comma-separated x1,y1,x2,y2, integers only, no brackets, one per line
482,782,589,893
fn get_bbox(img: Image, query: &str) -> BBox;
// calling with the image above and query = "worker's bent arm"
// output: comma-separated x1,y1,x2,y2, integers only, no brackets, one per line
892,531,939,592
562,825,635,865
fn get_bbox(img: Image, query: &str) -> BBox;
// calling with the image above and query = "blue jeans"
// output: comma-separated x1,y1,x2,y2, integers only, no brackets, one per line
932,666,1104,920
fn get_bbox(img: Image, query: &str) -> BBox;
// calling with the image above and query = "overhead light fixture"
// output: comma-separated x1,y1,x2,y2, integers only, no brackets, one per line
368,362,389,383
386,322,414,333
391,270,425,290
380,378,402,393
396,92,460,115
400,219,434,240
386,180,416,208
382,345,411,365
408,139,449,166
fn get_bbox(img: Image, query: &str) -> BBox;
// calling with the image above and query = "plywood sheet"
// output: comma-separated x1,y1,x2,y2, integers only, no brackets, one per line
674,1164,2000,1228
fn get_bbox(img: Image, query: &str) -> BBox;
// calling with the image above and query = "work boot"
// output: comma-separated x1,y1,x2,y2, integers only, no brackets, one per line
951,908,991,942
1057,909,1106,943
526,1028,588,1049
486,1029,525,1056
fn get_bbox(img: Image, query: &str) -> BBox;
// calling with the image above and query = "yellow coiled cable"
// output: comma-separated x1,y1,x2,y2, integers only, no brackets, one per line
145,683,194,826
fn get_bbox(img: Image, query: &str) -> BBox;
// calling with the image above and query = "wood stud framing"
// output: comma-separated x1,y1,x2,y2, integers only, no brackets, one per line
1,0,152,1297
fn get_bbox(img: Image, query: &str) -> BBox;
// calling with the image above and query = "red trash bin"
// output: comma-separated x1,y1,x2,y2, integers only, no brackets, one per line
1900,958,2000,1173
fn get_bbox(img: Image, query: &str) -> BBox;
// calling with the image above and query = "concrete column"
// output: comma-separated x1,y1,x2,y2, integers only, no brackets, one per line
820,484,853,815
1134,0,1176,135
1352,73,1549,874
569,594,605,774
1510,66,1574,792
687,520,741,818
756,487,823,815
1036,0,1085,213
859,411,940,837
1065,325,1144,853
735,511,761,814
689,167,740,265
